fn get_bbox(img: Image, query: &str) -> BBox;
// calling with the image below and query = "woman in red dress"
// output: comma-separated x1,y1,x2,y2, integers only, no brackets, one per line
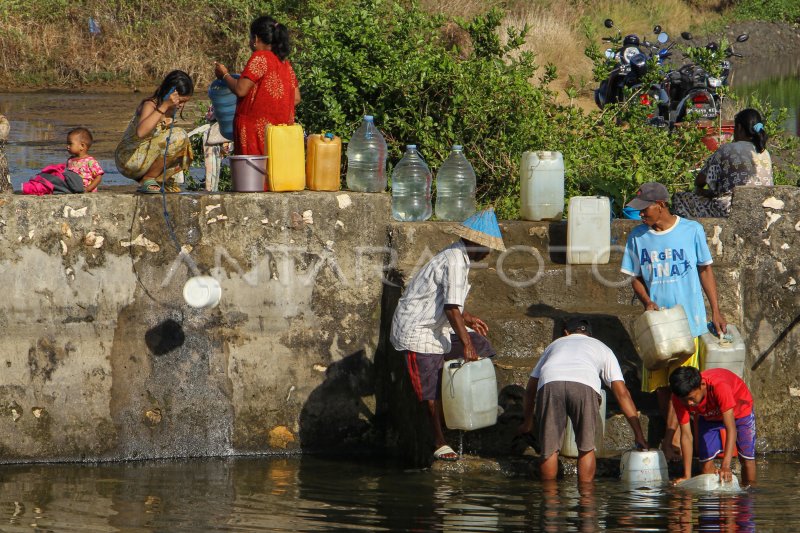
214,15,301,157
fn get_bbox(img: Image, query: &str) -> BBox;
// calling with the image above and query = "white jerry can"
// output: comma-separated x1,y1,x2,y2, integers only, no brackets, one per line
441,358,498,431
566,196,611,264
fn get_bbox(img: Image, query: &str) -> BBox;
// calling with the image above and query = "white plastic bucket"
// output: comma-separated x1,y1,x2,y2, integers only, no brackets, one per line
633,306,695,371
230,155,267,192
620,450,669,483
183,276,222,309
561,389,606,458
566,196,611,265
441,358,498,431
520,151,564,221
700,324,746,377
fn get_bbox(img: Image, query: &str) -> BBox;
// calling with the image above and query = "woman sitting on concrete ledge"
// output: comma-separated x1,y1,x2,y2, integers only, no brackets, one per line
673,108,772,219
115,70,194,194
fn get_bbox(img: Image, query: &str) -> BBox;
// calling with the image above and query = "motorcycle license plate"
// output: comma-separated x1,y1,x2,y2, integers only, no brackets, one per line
695,106,717,118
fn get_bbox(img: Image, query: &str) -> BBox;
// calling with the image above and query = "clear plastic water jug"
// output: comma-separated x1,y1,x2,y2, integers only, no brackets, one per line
566,196,611,265
392,144,432,221
699,324,746,377
346,115,388,192
520,151,564,221
207,74,239,141
441,358,498,431
620,450,669,483
561,389,606,458
435,145,476,221
633,306,695,371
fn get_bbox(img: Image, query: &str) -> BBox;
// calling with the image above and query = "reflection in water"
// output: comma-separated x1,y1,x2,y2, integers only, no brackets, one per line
1,455,798,532
733,76,800,137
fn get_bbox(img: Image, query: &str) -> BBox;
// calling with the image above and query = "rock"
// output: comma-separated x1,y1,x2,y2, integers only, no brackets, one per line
268,426,296,449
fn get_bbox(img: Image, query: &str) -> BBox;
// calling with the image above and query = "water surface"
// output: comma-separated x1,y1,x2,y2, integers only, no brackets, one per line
0,92,204,190
2,454,800,531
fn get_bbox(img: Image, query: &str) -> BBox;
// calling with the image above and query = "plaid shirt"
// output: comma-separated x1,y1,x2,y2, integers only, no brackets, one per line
390,241,471,354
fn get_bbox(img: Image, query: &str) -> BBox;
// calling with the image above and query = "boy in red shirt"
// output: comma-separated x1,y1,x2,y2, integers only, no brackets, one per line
668,367,756,486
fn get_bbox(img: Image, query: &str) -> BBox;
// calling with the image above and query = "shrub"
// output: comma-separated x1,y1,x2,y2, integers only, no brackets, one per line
292,0,732,217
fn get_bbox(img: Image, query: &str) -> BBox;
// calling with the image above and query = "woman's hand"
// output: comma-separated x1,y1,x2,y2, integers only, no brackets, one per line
214,62,229,80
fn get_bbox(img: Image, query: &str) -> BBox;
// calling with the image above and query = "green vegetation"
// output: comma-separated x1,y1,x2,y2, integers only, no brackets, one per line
1,0,797,211
730,0,800,23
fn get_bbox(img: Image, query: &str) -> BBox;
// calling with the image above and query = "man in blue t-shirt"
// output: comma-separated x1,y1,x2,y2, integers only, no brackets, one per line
620,182,726,457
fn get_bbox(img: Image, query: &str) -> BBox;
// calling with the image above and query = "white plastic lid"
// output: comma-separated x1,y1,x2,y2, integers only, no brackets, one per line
452,145,463,150
364,115,374,121
407,144,417,149
183,276,221,309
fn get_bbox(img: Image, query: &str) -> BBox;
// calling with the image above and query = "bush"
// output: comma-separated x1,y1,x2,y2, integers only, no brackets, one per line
730,0,800,23
292,0,733,218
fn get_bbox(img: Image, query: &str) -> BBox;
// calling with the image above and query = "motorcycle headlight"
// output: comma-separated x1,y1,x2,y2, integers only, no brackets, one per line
622,47,640,64
708,77,722,88
630,53,647,69
605,48,615,60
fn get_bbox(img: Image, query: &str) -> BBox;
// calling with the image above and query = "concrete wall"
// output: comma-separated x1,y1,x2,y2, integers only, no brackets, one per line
0,192,390,462
0,186,797,463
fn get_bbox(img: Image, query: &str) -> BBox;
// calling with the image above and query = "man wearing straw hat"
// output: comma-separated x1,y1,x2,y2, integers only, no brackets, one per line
390,208,505,462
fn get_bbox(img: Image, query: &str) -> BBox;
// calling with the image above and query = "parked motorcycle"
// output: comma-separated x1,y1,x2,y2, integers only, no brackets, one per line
593,19,674,125
665,32,749,127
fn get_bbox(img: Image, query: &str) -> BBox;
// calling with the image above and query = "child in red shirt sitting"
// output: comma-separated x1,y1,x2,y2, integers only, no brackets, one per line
669,367,756,486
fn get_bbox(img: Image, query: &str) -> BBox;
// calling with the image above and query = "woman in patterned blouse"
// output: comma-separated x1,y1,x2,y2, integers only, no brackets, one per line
673,108,772,218
214,15,301,157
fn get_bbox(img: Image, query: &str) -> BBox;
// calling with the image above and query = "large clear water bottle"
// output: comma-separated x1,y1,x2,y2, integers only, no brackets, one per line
435,145,476,221
346,115,388,192
392,145,432,221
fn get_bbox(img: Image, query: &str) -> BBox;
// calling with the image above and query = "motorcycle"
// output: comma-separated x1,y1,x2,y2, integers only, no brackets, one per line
665,32,749,127
593,19,674,125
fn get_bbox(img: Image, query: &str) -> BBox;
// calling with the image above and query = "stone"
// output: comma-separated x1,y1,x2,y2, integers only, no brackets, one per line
267,426,296,449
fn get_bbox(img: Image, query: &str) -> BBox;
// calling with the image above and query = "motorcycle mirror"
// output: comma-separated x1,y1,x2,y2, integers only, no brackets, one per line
737,33,749,43
681,31,693,40
653,25,662,34
604,19,614,29
657,32,669,44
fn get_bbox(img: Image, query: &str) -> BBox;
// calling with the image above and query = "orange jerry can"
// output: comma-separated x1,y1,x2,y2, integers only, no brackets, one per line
265,124,305,192
306,133,342,191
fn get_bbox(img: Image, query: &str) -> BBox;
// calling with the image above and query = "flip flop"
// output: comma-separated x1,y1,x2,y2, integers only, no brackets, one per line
137,178,161,194
433,445,459,462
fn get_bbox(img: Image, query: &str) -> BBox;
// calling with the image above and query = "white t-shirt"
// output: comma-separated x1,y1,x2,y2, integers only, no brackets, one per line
531,334,625,394
390,240,471,354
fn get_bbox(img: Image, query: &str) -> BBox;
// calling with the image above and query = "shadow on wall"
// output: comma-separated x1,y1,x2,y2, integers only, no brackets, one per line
144,319,186,356
373,272,433,468
298,349,382,454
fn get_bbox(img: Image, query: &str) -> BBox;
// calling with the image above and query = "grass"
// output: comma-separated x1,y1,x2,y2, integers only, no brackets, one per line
0,0,724,92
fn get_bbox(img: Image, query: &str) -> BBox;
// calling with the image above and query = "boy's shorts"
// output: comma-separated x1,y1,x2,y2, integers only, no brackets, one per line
698,412,757,462
405,332,495,401
641,338,699,392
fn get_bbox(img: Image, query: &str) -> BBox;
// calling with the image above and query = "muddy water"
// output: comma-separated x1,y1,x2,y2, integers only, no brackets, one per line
733,76,800,137
0,92,204,190
1,454,800,531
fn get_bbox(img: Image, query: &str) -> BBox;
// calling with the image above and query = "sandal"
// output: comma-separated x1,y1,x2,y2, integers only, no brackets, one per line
137,178,161,194
433,444,459,462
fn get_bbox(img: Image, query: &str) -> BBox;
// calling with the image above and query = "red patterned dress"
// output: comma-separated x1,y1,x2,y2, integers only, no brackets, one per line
233,50,298,156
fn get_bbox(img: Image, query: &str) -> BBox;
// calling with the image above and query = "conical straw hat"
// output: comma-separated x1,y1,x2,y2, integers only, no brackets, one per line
450,208,506,252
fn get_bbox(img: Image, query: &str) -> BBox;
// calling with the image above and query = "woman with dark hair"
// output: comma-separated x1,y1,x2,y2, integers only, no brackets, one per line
673,108,772,218
214,15,301,158
115,70,194,193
